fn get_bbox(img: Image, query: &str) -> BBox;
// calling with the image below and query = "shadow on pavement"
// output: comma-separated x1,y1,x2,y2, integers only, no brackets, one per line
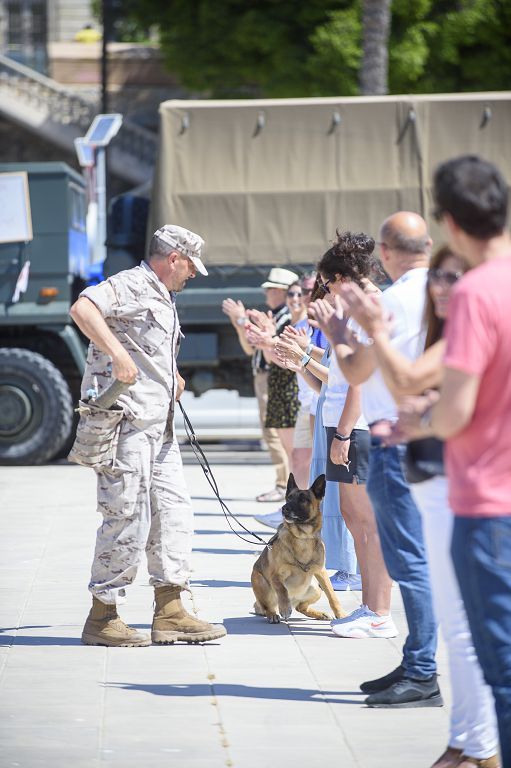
221,615,345,639
0,634,82,646
105,681,364,705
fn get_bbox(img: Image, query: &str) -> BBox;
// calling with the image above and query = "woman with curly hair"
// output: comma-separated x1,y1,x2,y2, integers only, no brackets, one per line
317,231,395,637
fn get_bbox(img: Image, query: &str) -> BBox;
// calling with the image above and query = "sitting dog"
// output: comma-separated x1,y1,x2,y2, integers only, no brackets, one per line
251,473,345,623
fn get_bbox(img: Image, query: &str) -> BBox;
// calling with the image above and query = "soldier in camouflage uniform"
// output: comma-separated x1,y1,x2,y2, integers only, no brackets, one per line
70,225,227,646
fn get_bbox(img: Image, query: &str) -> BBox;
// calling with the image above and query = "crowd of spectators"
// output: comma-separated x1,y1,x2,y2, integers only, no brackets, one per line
223,154,510,768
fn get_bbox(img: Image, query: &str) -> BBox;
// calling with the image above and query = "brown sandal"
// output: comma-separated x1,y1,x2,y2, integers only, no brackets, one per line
458,755,500,768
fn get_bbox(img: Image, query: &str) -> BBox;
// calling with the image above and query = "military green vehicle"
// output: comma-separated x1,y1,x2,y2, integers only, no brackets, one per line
0,162,87,465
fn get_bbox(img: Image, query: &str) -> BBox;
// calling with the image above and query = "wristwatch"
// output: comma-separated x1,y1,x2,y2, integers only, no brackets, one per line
236,316,247,326
334,432,351,442
300,353,312,368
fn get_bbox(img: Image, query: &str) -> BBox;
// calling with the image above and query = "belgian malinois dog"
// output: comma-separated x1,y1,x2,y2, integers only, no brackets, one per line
251,473,345,623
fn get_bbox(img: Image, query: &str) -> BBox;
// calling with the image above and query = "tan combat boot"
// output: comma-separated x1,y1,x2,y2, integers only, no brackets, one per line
152,585,227,644
81,596,151,647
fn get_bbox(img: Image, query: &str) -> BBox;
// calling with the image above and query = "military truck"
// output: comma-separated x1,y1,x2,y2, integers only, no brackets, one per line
0,163,87,465
147,91,511,397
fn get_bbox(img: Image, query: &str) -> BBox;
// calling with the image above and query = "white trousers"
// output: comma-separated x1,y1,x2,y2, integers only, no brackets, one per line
90,421,193,605
411,476,498,758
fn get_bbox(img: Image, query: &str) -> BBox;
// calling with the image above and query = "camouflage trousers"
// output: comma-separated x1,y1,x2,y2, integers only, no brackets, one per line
89,420,193,605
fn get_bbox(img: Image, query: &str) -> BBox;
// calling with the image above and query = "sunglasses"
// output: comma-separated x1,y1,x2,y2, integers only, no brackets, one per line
317,278,331,294
301,288,313,296
287,290,303,298
428,268,463,287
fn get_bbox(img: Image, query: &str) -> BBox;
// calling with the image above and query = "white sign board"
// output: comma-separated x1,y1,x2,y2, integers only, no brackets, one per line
0,172,33,243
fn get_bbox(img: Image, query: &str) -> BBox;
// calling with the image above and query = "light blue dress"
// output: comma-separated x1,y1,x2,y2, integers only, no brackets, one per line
308,350,357,573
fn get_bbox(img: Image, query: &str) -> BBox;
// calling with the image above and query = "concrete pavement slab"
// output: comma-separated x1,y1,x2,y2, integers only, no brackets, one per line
0,453,452,768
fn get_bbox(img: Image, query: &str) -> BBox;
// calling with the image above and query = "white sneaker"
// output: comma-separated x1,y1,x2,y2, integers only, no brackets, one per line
331,605,398,639
253,508,283,529
330,570,362,591
331,605,368,626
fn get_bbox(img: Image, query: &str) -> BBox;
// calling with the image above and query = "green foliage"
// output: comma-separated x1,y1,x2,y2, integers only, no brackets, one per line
307,7,362,96
108,0,511,96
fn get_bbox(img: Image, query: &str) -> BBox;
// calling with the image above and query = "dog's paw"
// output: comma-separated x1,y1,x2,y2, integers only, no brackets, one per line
316,612,331,621
267,613,280,624
279,604,292,621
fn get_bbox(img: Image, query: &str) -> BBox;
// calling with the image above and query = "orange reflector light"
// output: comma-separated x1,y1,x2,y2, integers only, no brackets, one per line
39,287,59,298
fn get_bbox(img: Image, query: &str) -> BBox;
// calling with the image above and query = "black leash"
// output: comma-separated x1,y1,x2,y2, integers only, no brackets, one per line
178,401,272,548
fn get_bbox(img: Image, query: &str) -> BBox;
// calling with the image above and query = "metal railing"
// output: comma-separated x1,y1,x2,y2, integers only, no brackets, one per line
0,53,157,169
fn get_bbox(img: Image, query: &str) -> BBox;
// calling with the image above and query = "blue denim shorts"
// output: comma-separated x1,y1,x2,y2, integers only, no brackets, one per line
325,427,370,484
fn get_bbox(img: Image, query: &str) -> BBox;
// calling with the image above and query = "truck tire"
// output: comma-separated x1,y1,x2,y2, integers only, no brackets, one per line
0,348,74,465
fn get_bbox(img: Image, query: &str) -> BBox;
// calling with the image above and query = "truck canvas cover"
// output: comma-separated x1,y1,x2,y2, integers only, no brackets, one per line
152,93,511,267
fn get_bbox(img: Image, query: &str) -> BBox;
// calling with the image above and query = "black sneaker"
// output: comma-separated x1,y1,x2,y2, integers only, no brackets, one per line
365,675,443,708
360,665,405,694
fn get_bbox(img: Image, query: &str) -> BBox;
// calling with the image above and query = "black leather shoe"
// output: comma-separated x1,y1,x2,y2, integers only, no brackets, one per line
360,665,405,694
365,675,443,708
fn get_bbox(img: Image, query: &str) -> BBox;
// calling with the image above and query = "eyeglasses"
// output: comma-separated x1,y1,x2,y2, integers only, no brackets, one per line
428,268,463,287
301,288,313,296
317,278,331,294
287,290,303,298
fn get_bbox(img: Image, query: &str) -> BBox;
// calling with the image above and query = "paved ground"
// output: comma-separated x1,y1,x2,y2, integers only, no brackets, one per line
0,449,451,768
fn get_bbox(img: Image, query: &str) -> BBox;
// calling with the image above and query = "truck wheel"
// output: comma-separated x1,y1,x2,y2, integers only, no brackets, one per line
0,348,74,465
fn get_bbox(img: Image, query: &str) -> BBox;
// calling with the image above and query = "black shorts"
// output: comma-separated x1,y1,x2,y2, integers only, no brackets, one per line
325,427,370,484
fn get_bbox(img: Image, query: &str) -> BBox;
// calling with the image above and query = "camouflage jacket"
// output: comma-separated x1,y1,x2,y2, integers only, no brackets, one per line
80,261,180,431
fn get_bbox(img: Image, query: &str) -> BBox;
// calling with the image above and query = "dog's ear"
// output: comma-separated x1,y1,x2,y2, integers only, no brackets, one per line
286,473,298,497
310,474,326,500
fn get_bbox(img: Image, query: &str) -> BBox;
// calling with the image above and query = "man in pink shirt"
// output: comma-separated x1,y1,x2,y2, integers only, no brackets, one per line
424,155,511,766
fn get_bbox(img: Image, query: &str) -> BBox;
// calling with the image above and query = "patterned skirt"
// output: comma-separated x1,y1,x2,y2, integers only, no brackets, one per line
265,364,299,429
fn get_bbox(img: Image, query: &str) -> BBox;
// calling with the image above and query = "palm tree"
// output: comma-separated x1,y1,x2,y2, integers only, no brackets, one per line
359,0,391,95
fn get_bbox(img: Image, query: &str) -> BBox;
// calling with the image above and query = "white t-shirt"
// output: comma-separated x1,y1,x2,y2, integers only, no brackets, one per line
322,344,368,430
361,267,428,425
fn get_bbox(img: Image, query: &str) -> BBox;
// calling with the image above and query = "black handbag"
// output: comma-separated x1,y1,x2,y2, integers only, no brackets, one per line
403,437,445,484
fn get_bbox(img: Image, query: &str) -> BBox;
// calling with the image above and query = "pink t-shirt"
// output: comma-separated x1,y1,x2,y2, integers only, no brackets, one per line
444,257,511,517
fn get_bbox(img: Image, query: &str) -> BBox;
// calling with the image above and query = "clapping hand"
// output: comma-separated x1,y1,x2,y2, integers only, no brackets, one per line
280,325,309,350
274,335,304,370
222,298,246,324
245,321,273,349
339,283,387,337
308,297,347,344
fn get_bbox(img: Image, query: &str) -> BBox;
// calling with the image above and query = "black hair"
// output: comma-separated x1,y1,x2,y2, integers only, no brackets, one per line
433,155,508,239
317,230,378,288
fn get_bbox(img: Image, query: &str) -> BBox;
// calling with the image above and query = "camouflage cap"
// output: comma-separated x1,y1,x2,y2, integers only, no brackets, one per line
154,224,208,276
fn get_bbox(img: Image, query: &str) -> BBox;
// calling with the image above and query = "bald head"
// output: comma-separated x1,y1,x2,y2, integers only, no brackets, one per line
380,212,431,254
378,211,432,281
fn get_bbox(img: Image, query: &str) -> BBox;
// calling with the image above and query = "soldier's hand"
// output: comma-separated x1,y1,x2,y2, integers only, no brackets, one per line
176,372,186,401
112,350,138,384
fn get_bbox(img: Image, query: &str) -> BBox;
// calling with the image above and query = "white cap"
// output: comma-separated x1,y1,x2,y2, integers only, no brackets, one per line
153,224,208,276
261,267,299,289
